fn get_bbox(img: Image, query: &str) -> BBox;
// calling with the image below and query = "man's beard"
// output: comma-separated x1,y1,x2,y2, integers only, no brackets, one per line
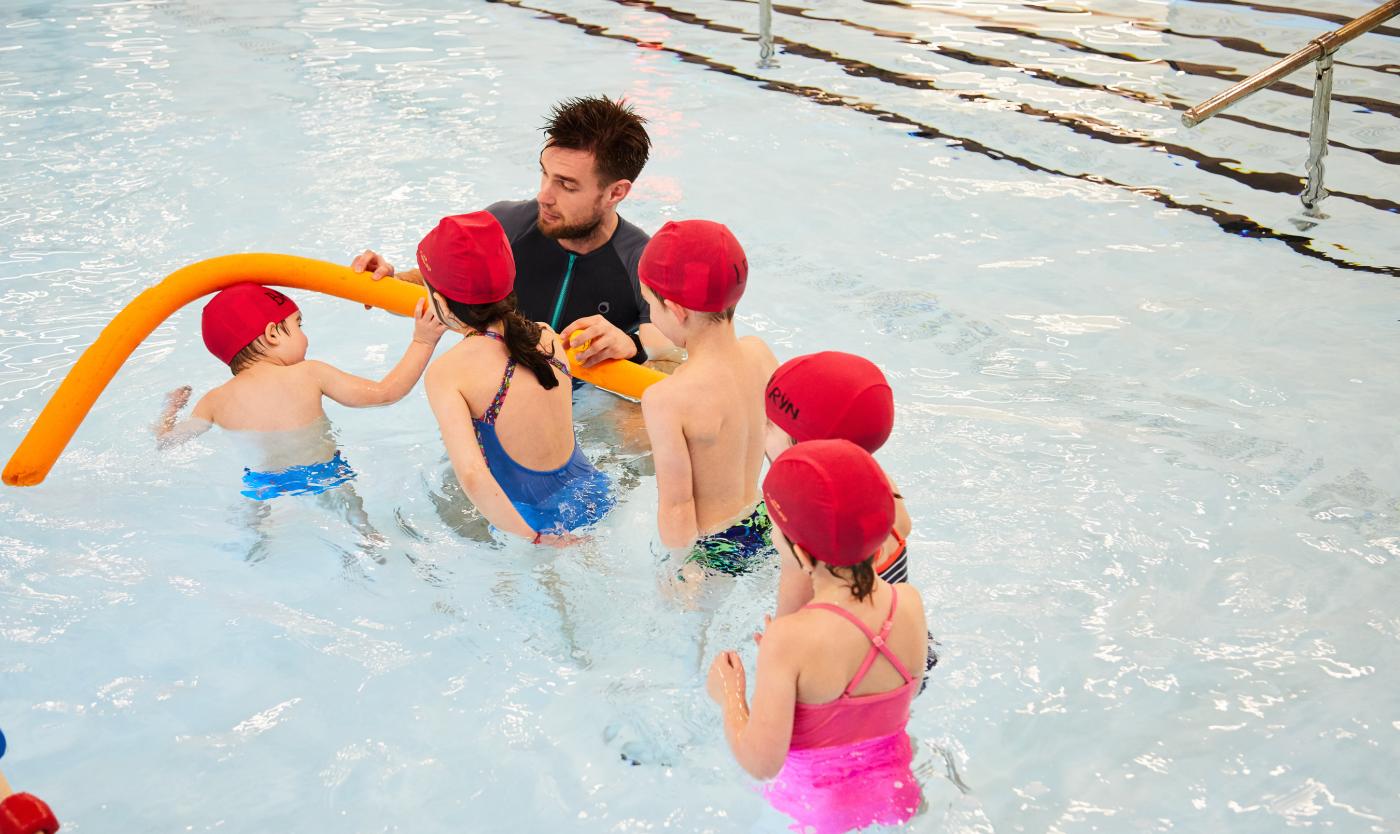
538,209,603,242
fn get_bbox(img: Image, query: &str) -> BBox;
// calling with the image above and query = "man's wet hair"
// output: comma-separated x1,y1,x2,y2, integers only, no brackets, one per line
543,95,651,185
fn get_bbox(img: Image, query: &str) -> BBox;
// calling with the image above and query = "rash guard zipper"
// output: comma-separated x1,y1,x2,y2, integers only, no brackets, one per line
549,253,578,331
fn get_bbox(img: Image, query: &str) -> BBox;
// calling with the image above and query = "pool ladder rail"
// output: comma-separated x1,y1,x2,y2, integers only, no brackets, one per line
1181,0,1400,215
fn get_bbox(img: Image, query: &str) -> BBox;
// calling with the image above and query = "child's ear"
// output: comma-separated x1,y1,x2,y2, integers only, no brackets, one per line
665,299,689,325
792,543,817,575
262,321,281,344
430,291,460,328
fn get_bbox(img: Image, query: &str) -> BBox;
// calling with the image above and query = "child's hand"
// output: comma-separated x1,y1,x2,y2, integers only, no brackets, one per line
155,385,192,439
752,614,773,646
164,385,192,413
706,650,746,706
411,298,448,345
535,531,588,548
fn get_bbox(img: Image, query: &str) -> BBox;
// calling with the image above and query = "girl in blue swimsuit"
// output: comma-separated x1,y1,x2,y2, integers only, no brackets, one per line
418,212,614,543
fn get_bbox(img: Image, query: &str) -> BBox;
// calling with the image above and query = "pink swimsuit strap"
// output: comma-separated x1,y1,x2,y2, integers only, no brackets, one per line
804,589,914,697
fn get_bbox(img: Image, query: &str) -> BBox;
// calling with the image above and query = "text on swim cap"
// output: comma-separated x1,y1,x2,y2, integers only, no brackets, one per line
768,386,799,421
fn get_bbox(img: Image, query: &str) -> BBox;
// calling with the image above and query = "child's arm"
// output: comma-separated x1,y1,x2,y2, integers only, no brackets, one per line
155,386,214,447
641,383,700,549
424,361,538,542
707,625,799,780
308,299,446,407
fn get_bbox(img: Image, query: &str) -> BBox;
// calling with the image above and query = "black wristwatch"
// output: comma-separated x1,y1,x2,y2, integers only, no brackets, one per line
627,330,648,365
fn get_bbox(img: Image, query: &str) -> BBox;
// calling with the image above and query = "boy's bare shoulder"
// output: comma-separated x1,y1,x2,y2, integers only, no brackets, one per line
294,359,334,377
739,335,780,376
194,380,230,418
739,335,778,363
641,371,681,406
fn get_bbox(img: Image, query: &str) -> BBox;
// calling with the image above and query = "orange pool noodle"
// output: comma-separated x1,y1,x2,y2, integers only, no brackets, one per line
3,254,663,486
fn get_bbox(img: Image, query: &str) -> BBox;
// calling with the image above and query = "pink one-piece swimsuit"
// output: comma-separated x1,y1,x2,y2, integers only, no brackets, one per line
764,588,922,834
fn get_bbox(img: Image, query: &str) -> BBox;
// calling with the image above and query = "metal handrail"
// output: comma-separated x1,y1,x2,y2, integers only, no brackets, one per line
758,0,777,68
1181,0,1400,127
1181,0,1400,213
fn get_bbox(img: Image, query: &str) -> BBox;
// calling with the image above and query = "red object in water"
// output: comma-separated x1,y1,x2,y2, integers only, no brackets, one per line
0,793,59,834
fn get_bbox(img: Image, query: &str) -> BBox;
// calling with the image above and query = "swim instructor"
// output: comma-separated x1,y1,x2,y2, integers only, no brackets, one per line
352,95,667,367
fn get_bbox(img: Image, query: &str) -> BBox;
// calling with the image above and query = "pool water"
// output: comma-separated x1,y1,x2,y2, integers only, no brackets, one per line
2,0,1398,831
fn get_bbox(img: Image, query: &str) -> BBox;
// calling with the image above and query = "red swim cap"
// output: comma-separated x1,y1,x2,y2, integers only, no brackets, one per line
763,439,895,567
201,283,299,364
639,219,747,313
417,212,516,304
0,791,60,834
766,352,894,452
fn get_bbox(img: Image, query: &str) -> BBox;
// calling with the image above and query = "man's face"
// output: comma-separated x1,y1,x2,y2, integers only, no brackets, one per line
536,145,612,240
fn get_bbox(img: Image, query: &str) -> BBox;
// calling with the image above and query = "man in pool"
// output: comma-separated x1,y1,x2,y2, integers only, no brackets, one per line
351,95,670,369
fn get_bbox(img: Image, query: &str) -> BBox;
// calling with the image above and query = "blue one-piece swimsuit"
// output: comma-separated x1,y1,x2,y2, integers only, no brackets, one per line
467,330,614,533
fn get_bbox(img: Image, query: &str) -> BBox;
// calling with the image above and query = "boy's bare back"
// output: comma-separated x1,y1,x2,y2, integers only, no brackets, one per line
643,334,778,543
194,362,334,432
158,293,446,460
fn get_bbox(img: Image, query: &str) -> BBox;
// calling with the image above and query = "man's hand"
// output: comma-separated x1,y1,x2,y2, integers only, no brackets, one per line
351,250,396,280
560,315,638,367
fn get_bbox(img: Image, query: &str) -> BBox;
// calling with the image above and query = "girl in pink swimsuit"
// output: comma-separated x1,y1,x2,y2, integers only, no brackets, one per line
707,439,928,834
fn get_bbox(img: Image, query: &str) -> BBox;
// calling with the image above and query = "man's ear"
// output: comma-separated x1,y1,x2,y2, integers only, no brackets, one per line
605,178,632,208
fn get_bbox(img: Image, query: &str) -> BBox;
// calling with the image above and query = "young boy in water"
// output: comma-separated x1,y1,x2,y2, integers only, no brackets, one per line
638,220,779,574
157,282,445,498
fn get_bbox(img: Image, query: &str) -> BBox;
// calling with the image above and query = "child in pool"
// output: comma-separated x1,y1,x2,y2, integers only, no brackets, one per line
707,439,927,834
763,352,937,690
156,282,446,498
637,220,779,574
763,352,913,611
418,212,614,545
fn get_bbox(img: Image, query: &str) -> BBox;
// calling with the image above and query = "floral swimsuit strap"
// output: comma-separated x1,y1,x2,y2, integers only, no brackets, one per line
465,328,571,426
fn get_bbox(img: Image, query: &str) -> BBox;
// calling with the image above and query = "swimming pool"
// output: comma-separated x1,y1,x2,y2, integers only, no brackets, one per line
2,0,1398,830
